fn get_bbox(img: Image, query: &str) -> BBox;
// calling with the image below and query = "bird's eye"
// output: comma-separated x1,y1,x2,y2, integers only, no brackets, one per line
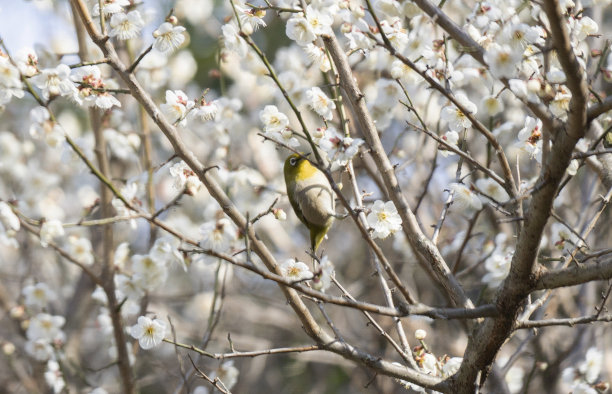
289,157,298,166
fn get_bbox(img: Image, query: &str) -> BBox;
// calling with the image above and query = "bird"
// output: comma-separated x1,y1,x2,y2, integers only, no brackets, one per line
283,153,335,252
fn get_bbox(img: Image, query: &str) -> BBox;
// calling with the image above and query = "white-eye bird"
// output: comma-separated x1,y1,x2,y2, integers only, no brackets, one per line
283,153,335,252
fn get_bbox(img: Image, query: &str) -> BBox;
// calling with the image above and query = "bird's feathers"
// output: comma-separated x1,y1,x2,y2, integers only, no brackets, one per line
284,154,335,251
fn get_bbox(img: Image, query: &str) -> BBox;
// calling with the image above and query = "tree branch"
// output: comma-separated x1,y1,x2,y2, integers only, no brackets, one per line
533,259,612,290
323,33,474,311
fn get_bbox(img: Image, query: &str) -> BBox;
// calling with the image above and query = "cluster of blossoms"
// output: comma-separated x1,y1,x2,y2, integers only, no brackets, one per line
0,0,610,391
562,347,608,393
395,330,464,393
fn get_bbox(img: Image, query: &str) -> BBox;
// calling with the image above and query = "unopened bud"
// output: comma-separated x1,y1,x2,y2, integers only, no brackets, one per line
341,23,352,34
167,15,178,25
10,305,24,319
2,342,15,356
273,208,286,221
415,329,427,340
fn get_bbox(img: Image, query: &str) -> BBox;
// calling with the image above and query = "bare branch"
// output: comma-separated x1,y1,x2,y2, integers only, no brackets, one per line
533,259,612,290
323,33,474,310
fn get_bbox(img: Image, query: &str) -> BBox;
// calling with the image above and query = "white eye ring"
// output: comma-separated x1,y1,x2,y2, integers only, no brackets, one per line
289,157,298,166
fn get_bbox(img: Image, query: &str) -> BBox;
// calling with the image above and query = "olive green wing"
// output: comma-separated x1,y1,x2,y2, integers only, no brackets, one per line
286,182,309,227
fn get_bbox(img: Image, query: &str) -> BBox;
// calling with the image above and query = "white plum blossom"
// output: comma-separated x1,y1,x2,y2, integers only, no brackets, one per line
275,128,300,147
508,78,539,103
115,274,145,300
482,249,513,288
130,316,167,350
0,56,24,104
546,67,566,84
367,200,402,239
135,51,169,90
67,235,95,265
449,183,483,212
480,95,503,116
40,219,65,247
14,47,39,77
0,201,20,232
71,65,122,109
304,6,333,36
112,181,141,218
222,23,249,58
169,160,202,195
44,360,66,394
550,86,571,117
484,44,522,79
390,59,421,83
317,127,363,169
132,254,168,290
439,130,460,157
286,16,316,46
562,347,603,392
25,338,54,361
153,22,186,53
93,0,130,16
199,218,238,251
421,353,438,375
236,5,267,34
23,282,57,310
441,93,477,131
280,258,312,281
32,64,77,100
210,360,240,390
26,313,66,342
344,23,375,51
160,90,194,126
516,116,543,161
312,255,334,291
192,100,219,122
505,366,525,394
104,128,141,161
373,78,402,108
114,242,130,269
502,23,541,49
109,11,145,40
579,347,603,384
150,236,186,270
304,44,331,72
573,16,598,40
442,357,463,377
260,105,289,133
305,87,336,121
29,106,64,147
